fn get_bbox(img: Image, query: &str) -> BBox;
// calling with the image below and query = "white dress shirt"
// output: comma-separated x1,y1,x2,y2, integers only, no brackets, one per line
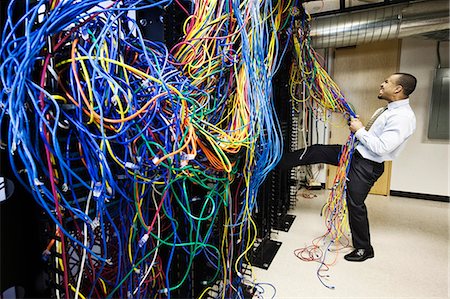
355,99,416,163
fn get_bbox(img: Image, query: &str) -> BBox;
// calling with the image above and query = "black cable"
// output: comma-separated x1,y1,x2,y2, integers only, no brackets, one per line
436,41,441,68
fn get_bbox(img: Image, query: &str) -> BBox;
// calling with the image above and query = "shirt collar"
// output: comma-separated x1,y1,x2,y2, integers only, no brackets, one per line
387,98,409,110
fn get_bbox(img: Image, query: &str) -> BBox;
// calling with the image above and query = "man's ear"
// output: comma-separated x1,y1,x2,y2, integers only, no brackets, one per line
394,84,403,94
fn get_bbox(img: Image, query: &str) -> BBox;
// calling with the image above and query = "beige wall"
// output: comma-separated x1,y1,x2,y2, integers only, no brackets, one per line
392,38,449,196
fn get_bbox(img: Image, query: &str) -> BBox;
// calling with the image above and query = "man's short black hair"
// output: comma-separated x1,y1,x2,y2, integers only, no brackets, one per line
394,73,417,96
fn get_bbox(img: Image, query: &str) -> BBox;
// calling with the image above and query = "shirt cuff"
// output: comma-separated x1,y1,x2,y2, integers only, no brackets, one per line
355,127,367,140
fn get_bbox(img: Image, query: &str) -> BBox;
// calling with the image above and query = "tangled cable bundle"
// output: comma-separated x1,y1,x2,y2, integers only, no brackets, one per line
290,11,357,289
0,0,292,298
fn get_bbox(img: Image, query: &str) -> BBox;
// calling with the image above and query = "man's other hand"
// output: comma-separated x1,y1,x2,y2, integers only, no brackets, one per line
349,116,364,133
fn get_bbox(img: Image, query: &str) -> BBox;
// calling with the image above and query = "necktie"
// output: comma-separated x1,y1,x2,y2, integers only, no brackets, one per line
365,106,388,131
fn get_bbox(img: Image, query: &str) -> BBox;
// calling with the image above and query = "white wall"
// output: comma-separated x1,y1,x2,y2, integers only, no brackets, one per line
392,38,449,196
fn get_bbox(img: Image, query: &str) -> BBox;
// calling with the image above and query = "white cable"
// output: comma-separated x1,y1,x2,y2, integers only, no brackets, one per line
75,181,94,299
55,234,61,299
299,81,309,160
0,177,6,202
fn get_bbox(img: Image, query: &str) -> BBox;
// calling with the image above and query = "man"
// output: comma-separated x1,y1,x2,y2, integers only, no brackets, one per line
280,73,417,262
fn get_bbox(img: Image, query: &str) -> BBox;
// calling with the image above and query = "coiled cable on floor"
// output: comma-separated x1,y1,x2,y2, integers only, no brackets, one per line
290,7,355,289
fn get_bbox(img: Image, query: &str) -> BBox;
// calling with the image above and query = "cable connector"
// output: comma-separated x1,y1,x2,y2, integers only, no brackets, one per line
42,249,51,261
158,288,168,294
138,234,149,248
125,162,139,170
34,178,44,186
91,217,100,230
10,141,16,154
111,95,119,106
141,78,152,89
57,119,70,130
106,185,113,195
180,152,195,168
81,27,89,40
191,196,201,202
93,182,102,198
180,152,195,161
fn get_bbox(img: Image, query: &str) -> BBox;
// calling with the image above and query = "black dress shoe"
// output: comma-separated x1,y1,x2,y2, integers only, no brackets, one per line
344,248,374,262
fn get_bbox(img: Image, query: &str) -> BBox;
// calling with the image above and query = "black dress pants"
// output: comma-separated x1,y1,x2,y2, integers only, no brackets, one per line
280,144,385,250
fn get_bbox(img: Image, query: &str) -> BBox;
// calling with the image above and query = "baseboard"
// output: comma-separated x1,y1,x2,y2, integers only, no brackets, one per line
390,190,449,202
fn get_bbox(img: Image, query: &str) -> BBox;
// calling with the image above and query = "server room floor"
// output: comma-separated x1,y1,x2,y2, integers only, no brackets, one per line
252,189,449,299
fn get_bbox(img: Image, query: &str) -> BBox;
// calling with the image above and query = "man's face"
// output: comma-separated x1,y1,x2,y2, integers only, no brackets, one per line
378,75,400,101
